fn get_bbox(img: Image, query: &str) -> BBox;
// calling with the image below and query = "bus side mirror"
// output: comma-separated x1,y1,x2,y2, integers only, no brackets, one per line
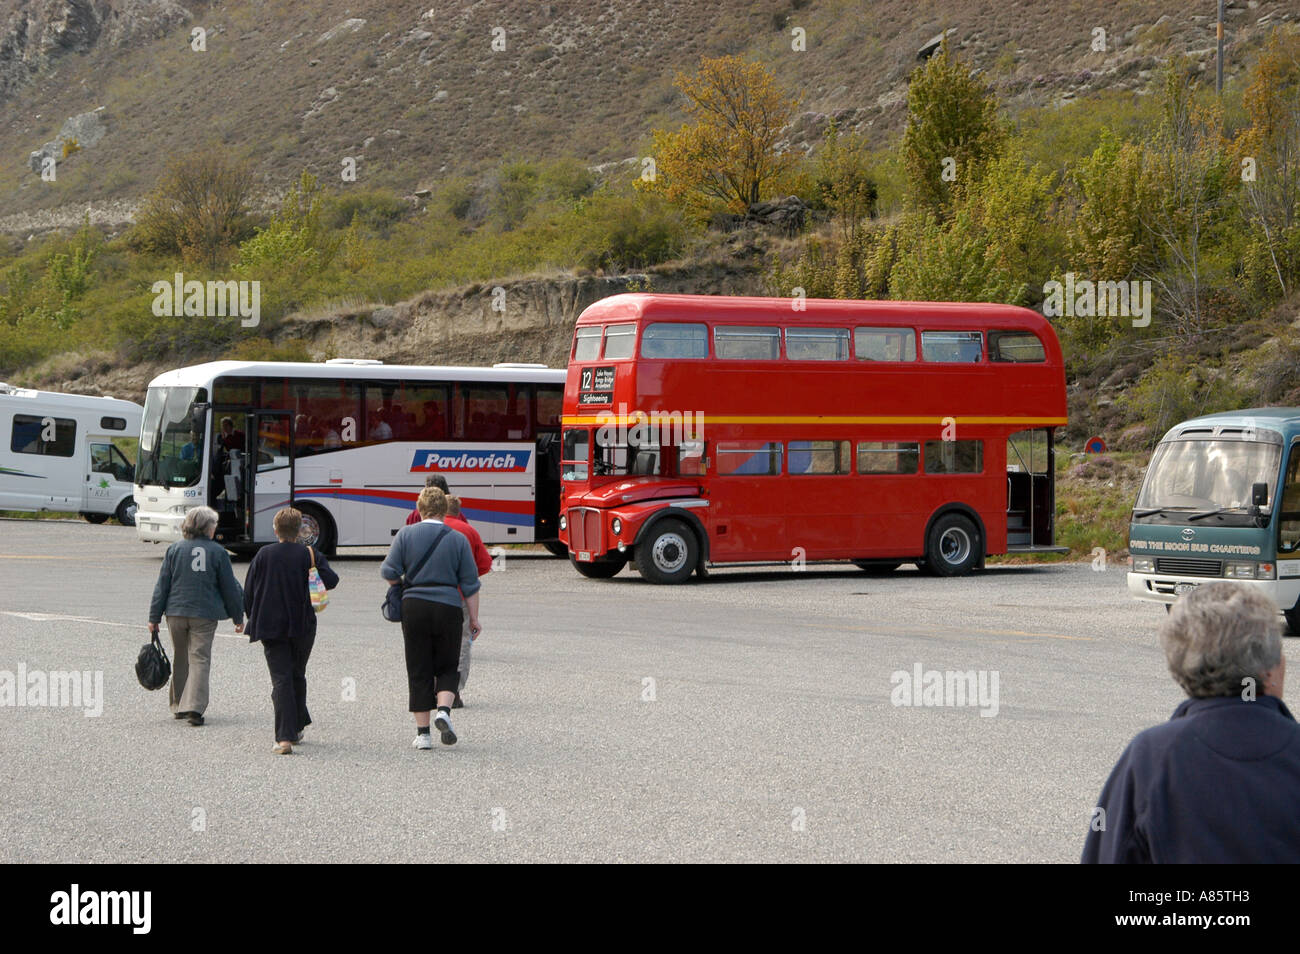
1253,482,1268,507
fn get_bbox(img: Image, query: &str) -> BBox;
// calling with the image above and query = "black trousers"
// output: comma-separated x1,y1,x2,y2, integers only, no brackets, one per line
261,632,315,742
400,598,462,712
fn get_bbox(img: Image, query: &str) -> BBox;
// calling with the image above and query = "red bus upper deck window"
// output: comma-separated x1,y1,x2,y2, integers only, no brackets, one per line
921,331,984,362
786,327,850,361
573,326,602,361
716,325,780,360
602,324,637,360
988,330,1046,363
855,327,916,362
641,323,709,359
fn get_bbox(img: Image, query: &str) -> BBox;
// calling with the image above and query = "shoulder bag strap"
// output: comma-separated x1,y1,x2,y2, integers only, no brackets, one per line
403,526,451,589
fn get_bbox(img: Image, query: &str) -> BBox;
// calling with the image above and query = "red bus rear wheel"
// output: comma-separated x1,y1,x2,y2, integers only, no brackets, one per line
925,513,980,577
637,518,698,585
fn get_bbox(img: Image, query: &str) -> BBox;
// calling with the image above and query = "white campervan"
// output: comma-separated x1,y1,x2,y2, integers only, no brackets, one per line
0,383,144,525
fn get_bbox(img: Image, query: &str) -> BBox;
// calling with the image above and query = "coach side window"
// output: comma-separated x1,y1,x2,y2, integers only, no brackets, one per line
988,331,1046,363
715,326,780,360
716,441,782,475
788,440,851,474
924,440,984,474
786,328,850,361
857,441,919,474
921,331,983,363
855,328,916,361
641,323,709,359
11,414,76,457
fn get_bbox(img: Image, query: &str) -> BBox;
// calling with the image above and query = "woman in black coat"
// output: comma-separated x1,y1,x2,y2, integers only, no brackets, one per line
243,507,339,754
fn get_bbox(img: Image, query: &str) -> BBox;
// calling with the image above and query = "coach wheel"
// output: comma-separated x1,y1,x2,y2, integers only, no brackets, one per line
114,498,137,527
570,555,626,579
925,513,980,577
543,540,569,558
854,561,901,574
636,518,698,585
82,512,109,525
1285,606,1300,636
296,503,337,556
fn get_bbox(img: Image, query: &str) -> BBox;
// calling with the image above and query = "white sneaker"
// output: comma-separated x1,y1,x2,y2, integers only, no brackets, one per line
411,732,433,750
433,711,457,746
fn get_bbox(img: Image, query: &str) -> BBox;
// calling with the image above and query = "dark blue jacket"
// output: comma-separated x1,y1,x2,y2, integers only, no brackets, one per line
1082,694,1300,863
243,543,338,642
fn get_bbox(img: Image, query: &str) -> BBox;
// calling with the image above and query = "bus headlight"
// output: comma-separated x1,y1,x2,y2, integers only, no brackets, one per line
1225,562,1275,580
612,517,622,535
559,514,567,531
1131,557,1155,573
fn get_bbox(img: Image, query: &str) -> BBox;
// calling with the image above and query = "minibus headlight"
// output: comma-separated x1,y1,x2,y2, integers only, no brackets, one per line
559,514,567,531
1131,557,1155,573
1224,562,1258,579
611,517,622,535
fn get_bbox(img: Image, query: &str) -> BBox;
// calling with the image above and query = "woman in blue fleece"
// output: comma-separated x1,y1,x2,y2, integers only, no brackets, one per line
382,486,482,750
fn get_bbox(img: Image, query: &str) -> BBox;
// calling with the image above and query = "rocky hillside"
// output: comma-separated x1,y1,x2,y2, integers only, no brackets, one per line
28,254,769,402
0,0,1295,230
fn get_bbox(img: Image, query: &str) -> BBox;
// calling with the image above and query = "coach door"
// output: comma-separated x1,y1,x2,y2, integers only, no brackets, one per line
245,411,294,542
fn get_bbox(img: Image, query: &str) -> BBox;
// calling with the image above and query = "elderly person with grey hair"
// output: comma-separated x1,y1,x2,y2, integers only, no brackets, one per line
147,506,245,726
1083,582,1299,863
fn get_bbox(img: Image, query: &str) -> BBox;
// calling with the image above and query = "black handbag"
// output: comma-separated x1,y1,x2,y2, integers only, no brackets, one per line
383,526,451,622
135,631,172,690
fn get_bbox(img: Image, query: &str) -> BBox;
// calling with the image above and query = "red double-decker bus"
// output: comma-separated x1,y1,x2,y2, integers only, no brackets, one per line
557,293,1068,583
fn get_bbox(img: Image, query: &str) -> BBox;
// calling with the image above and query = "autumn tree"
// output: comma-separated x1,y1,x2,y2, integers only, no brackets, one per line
643,55,801,219
1236,30,1300,296
133,152,256,266
1143,63,1233,336
813,123,878,243
900,38,1006,216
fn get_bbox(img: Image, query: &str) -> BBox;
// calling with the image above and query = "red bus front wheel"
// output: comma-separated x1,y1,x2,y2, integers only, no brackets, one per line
636,518,698,585
570,555,627,579
925,513,980,577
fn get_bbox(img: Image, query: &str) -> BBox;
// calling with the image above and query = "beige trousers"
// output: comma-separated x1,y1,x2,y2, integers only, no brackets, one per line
167,616,217,715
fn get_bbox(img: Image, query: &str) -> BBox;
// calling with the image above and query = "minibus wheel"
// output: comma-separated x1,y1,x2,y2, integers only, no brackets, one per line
543,540,569,558
570,555,626,579
114,498,137,527
925,513,980,577
82,512,109,525
636,518,698,585
296,503,336,556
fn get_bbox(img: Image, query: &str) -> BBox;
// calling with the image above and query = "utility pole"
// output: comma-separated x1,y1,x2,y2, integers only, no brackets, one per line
1216,0,1225,94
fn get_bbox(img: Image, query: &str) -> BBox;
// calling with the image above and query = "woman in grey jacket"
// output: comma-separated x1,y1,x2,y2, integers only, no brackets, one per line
147,506,244,726
382,487,482,749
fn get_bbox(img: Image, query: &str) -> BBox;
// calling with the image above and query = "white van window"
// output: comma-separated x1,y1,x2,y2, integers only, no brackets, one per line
11,414,76,457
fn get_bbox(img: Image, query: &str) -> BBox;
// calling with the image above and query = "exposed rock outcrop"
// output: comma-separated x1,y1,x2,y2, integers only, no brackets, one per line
0,0,190,102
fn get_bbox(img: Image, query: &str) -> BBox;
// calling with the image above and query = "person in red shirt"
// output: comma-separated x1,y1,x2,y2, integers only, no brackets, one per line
406,474,491,707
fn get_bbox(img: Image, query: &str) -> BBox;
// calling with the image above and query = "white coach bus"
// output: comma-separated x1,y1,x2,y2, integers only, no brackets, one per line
134,359,567,555
0,383,143,524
